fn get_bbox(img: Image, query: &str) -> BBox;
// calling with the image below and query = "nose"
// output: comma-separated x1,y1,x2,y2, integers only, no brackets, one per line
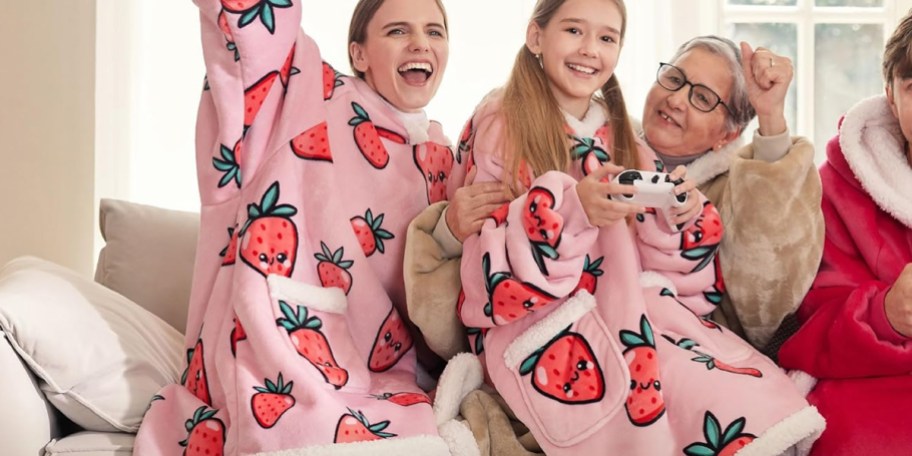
666,85,689,111
578,35,597,57
410,34,430,53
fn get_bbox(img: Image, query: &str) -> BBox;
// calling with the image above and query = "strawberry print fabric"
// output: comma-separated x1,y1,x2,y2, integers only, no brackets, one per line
449,91,824,455
134,1,455,454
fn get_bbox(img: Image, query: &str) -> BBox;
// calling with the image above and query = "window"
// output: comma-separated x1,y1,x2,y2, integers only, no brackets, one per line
721,0,911,163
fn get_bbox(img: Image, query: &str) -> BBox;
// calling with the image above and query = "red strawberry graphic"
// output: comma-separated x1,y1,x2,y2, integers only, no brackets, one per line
456,119,474,164
348,102,405,169
181,339,211,405
371,391,431,407
684,412,756,456
290,122,332,162
322,62,344,100
212,140,243,189
518,327,605,404
351,209,394,256
334,408,396,443
571,136,611,176
681,201,723,273
276,301,349,389
368,307,414,372
704,255,726,305
243,72,278,130
239,182,299,277
572,255,604,295
219,224,239,266
413,142,455,204
489,202,509,227
230,317,247,357
222,0,291,34
619,316,665,427
314,242,354,294
251,373,295,428
523,187,563,274
482,253,556,325
180,406,225,456
279,45,299,87
217,11,239,61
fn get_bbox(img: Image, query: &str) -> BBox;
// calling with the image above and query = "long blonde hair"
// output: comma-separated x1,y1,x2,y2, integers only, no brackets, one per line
501,0,639,189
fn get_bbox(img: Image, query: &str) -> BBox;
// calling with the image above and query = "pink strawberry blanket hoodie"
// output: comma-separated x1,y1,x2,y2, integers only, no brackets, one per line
451,91,825,456
134,2,482,455
778,95,912,456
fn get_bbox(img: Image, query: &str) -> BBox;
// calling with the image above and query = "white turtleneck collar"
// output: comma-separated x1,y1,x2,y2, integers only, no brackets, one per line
562,99,607,138
379,97,430,144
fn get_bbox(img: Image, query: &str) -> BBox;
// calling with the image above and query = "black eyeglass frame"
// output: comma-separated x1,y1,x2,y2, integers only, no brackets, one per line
655,62,732,115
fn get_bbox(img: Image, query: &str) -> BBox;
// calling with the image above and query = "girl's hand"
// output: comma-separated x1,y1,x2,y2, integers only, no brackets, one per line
446,167,512,242
576,164,645,227
666,165,701,225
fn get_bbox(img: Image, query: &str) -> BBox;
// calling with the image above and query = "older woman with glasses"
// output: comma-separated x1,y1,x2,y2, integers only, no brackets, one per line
640,36,824,355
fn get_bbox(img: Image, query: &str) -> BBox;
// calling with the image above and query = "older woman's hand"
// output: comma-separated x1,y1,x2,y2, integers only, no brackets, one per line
740,42,793,137
667,165,701,225
885,264,912,337
576,163,645,227
446,167,512,242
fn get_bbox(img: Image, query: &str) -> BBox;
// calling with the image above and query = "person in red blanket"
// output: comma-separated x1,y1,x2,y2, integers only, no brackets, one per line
778,9,912,456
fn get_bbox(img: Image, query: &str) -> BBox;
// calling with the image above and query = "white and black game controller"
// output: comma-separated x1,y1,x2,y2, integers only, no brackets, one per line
610,170,688,209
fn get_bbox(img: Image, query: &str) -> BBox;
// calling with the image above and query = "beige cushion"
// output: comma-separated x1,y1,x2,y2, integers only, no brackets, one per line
44,431,134,455
95,198,199,333
0,256,183,433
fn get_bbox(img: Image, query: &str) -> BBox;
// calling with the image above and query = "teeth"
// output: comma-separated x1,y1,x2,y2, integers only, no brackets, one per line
398,62,432,73
568,63,596,75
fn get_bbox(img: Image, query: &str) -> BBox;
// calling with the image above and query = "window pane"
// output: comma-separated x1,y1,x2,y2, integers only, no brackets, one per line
726,23,798,140
815,0,883,6
814,23,883,147
728,0,797,5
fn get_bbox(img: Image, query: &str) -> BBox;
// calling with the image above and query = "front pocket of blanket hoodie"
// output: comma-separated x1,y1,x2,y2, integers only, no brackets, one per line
266,274,370,392
501,292,628,447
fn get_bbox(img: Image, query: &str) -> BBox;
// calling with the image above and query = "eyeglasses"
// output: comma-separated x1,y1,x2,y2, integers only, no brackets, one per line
655,63,731,114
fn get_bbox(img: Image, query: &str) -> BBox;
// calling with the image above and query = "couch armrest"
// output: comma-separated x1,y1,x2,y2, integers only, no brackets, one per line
0,333,64,454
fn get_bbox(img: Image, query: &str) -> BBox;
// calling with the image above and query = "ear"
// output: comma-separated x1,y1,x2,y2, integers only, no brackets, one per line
525,21,542,55
713,129,742,151
886,82,900,119
349,41,369,74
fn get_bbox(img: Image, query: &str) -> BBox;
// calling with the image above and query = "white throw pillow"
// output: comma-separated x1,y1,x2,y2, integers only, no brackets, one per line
0,256,183,433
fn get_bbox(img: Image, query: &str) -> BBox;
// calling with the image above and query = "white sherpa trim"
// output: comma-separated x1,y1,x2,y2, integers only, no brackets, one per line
736,406,826,456
252,435,450,456
639,271,677,295
839,95,912,228
563,99,608,138
683,137,742,187
398,111,431,144
433,353,483,426
267,275,347,314
502,291,596,369
438,419,482,456
787,369,818,398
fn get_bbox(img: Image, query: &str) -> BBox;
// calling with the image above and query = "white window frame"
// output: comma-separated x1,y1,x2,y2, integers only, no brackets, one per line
719,0,909,148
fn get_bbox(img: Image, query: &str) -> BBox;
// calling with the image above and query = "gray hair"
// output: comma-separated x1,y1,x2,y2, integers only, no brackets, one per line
669,35,756,133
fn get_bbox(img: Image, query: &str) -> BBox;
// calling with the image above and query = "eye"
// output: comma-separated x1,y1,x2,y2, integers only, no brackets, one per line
437,171,446,181
387,28,406,36
258,253,268,263
600,35,615,43
653,380,662,391
576,360,588,370
696,93,711,105
276,252,287,263
562,383,572,393
667,75,683,85
384,331,392,342
629,379,637,390
565,27,581,35
429,28,446,38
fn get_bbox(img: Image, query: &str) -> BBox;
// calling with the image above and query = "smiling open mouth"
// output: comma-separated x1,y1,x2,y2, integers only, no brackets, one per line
398,62,433,84
567,63,597,75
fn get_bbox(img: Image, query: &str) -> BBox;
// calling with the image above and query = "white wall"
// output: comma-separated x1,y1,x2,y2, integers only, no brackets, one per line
0,1,97,276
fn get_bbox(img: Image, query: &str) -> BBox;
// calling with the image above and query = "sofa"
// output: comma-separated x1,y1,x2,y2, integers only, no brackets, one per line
0,199,200,456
